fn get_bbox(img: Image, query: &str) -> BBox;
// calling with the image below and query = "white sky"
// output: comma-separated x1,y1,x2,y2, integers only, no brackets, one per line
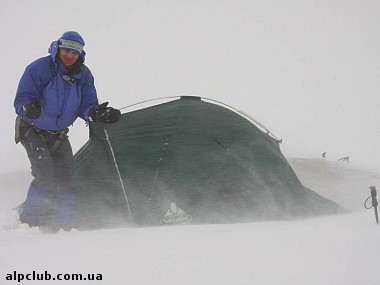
1,0,380,173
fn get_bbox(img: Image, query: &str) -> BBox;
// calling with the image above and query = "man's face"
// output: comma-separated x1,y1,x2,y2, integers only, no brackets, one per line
58,49,80,67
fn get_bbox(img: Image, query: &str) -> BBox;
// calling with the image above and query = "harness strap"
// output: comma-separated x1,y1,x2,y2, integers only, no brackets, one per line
15,116,68,154
49,130,68,153
33,127,48,146
33,127,68,154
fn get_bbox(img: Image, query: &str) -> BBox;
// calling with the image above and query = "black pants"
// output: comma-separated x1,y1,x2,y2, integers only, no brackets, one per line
19,121,74,192
17,118,75,227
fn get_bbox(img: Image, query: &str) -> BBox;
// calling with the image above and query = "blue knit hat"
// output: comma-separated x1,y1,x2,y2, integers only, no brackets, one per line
58,31,85,54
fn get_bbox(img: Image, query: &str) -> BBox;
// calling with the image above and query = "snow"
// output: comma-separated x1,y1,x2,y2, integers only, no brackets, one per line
1,162,380,285
1,1,380,284
288,158,380,211
2,212,379,285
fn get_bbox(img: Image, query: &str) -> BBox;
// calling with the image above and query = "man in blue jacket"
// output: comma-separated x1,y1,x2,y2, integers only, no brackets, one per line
14,31,120,232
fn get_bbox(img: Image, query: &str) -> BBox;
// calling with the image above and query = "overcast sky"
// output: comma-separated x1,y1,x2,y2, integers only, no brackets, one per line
1,0,379,173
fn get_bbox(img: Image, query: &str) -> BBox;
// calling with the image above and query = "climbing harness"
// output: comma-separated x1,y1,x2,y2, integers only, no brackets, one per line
15,116,68,154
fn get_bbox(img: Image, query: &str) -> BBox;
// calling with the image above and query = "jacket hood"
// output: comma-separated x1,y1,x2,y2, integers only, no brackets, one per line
48,40,86,65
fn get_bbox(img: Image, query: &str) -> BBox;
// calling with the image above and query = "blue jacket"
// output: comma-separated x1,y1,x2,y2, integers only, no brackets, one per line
14,41,98,131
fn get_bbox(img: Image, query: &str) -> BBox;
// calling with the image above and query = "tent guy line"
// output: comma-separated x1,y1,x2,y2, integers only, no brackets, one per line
104,128,132,219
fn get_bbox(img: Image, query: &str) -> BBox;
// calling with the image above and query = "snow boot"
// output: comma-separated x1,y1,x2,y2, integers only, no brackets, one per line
19,186,50,227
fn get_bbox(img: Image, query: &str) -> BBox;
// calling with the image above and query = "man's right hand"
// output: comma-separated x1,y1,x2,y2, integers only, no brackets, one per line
23,100,42,119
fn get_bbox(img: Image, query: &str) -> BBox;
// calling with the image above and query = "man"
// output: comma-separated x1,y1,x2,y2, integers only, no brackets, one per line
14,31,120,232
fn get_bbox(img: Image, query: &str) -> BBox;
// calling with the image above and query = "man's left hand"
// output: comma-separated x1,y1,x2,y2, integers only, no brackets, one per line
90,102,121,123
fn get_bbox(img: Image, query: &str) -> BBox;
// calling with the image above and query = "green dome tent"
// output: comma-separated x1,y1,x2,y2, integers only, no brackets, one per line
72,96,345,230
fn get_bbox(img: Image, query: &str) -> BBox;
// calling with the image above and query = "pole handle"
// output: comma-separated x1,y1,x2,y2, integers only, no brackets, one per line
369,186,379,224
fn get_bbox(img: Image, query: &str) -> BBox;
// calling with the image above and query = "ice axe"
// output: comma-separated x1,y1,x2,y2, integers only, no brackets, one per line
364,186,379,224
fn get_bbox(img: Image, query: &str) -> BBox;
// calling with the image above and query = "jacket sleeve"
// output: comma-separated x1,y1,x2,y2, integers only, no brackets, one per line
78,67,99,121
14,63,42,117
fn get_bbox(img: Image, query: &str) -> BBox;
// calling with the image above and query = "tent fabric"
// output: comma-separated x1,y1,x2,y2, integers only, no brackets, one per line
72,96,345,230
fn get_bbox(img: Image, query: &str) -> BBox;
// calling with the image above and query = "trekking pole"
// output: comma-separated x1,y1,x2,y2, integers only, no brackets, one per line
364,186,379,224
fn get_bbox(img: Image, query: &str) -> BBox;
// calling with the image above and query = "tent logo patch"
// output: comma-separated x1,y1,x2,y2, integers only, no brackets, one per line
160,202,192,225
